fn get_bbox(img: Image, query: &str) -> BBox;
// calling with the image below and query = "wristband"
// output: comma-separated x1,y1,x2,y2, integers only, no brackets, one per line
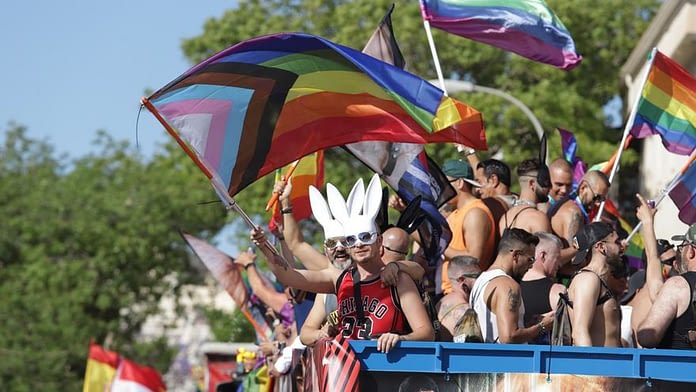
244,263,255,270
538,321,546,334
281,207,293,214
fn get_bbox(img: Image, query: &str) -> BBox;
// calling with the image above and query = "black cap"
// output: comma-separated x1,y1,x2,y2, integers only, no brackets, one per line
572,222,614,265
621,270,646,305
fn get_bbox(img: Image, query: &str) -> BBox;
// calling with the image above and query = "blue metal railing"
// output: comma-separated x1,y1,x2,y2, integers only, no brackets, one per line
349,341,696,383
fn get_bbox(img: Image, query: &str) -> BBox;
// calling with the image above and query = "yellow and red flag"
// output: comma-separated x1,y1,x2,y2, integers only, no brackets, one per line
82,342,119,392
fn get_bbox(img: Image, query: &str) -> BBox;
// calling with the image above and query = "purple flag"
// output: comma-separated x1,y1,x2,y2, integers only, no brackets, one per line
669,159,696,225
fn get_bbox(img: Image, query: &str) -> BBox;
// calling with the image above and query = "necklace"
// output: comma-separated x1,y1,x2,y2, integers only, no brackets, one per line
513,199,537,208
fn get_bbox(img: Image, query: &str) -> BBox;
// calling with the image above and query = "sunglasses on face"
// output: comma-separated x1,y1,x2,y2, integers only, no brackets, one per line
677,242,694,252
383,245,408,256
324,237,347,250
344,232,378,247
582,181,606,203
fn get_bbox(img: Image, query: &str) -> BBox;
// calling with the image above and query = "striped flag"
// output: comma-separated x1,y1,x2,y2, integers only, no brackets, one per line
669,158,696,225
630,50,696,155
420,0,582,70
83,342,119,392
320,337,360,392
269,151,324,232
111,359,166,392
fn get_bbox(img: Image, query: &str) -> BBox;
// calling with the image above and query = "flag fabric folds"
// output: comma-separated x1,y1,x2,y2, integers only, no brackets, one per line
556,127,585,189
111,359,167,392
269,151,324,232
630,50,696,156
362,4,406,70
420,0,582,70
83,342,120,392
669,159,696,225
146,32,485,198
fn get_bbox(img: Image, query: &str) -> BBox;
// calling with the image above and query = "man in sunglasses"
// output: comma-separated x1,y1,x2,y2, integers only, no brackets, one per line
566,221,624,347
469,228,554,343
637,223,696,349
548,170,611,271
520,232,565,343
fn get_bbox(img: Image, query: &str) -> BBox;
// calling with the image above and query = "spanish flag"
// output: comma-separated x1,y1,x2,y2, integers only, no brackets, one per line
82,342,119,392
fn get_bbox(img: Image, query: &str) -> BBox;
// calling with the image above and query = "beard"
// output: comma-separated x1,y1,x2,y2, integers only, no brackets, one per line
534,186,549,203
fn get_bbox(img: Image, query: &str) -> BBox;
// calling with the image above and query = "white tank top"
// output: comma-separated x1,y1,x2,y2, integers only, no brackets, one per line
470,269,525,343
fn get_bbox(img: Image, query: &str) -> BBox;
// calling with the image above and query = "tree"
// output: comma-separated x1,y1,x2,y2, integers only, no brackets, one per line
0,125,228,390
181,0,658,210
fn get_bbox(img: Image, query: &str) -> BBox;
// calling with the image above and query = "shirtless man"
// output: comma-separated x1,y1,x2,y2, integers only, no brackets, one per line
566,222,624,347
469,228,554,343
549,170,611,268
548,158,574,202
436,255,481,341
499,159,551,236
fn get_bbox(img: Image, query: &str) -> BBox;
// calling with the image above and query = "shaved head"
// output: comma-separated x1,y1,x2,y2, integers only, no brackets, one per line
549,158,574,200
382,227,411,262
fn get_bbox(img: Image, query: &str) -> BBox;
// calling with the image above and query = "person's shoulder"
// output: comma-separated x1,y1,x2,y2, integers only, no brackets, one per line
662,274,691,293
569,270,600,289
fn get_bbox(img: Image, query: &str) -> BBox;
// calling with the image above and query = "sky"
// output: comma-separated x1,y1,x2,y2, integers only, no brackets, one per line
1,1,234,158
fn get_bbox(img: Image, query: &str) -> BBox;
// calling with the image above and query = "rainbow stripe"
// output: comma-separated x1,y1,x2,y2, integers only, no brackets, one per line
669,159,696,225
148,33,485,197
631,50,696,156
420,0,581,70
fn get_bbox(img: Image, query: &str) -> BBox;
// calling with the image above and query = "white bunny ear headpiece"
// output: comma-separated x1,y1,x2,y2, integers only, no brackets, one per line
343,174,382,236
309,185,344,239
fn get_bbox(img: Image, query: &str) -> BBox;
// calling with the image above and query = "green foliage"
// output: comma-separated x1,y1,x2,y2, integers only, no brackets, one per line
204,307,256,342
0,125,227,390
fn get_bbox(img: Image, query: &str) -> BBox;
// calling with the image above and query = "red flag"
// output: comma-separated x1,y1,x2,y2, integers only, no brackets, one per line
269,151,325,232
83,342,120,392
321,337,360,392
111,358,166,392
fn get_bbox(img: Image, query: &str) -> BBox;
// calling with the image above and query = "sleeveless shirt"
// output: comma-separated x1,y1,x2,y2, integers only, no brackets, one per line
470,269,525,343
658,271,696,349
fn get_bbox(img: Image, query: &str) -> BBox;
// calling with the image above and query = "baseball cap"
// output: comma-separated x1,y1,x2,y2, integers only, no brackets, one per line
572,222,614,266
671,223,696,244
443,159,481,188
621,269,645,305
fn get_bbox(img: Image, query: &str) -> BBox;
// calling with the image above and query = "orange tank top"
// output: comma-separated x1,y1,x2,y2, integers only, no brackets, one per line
441,199,496,294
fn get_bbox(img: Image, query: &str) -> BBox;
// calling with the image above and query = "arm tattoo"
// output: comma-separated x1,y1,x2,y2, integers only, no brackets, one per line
567,212,583,243
507,287,520,313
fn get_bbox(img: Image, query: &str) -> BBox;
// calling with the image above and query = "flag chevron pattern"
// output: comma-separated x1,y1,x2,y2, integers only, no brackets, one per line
420,0,582,70
148,33,485,197
631,50,696,156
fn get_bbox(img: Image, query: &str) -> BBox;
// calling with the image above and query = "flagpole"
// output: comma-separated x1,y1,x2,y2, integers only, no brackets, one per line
265,160,300,211
594,47,657,222
625,150,696,242
141,97,282,258
421,18,447,94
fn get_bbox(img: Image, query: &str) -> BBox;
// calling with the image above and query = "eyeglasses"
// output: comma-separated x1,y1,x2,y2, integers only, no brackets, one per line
324,237,347,250
583,181,606,203
383,245,408,256
677,242,694,252
660,256,677,265
344,232,378,247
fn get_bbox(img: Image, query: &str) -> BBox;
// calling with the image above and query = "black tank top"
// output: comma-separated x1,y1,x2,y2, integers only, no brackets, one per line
521,277,554,325
658,271,696,349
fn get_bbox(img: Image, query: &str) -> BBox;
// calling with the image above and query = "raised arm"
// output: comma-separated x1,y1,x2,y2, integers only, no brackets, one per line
569,273,600,346
276,180,330,271
636,193,663,301
235,250,288,313
251,227,337,294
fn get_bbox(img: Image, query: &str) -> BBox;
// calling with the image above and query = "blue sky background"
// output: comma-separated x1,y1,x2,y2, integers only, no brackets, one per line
1,1,234,158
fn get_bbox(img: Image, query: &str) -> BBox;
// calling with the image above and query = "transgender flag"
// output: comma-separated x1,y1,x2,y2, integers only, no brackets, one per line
420,0,582,70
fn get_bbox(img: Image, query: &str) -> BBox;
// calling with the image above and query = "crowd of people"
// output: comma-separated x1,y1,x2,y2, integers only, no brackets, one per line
224,147,696,390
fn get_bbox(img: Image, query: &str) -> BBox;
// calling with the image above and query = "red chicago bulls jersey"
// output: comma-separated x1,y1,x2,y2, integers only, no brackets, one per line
335,267,409,339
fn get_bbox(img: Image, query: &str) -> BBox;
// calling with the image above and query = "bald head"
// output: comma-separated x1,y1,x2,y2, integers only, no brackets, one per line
549,158,573,200
382,227,411,262
579,170,610,209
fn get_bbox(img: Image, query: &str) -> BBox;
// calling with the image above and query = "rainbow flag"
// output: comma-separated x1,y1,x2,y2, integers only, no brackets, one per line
669,158,696,225
145,32,485,198
604,199,644,269
420,0,582,70
630,50,696,156
269,151,324,232
83,342,119,392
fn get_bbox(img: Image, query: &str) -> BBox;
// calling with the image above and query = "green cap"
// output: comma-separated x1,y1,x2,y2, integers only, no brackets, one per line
671,223,696,244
